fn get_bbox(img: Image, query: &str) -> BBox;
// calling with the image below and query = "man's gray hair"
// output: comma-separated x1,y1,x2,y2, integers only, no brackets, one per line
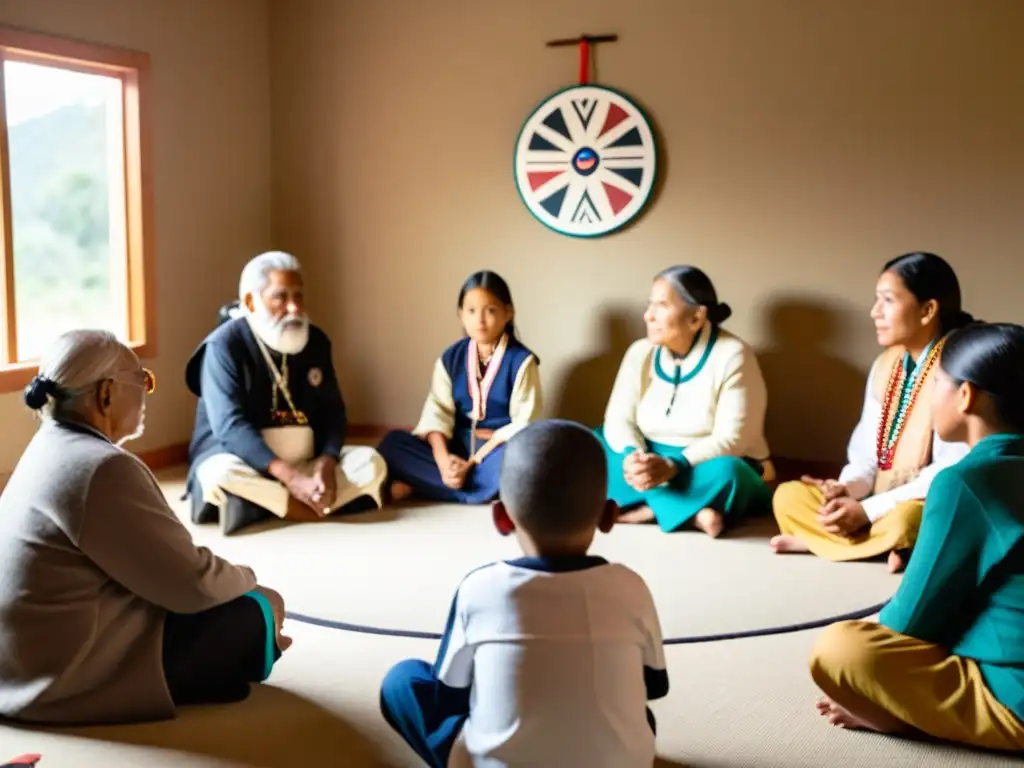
34,329,138,420
238,251,302,303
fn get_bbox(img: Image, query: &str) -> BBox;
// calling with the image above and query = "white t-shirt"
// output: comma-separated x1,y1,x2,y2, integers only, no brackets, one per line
437,555,669,768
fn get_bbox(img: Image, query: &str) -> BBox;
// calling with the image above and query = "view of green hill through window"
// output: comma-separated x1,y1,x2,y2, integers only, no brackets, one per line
5,60,127,361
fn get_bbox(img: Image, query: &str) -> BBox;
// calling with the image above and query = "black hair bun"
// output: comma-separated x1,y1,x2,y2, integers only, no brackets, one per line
710,302,732,324
944,310,979,333
24,375,56,410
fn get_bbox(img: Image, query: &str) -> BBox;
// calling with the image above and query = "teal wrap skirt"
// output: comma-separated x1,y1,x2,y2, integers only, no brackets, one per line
596,427,771,533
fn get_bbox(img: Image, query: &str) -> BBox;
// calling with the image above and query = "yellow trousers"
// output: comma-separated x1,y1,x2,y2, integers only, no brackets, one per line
772,481,922,561
810,621,1024,752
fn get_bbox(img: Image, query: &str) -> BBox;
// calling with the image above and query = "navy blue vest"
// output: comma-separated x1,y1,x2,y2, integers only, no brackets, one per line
440,336,536,444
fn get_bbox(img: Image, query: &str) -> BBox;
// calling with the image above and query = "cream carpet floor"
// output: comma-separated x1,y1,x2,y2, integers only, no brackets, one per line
1,466,1020,767
178,491,895,639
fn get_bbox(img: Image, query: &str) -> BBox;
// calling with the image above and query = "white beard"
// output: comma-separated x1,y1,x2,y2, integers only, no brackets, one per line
249,302,310,355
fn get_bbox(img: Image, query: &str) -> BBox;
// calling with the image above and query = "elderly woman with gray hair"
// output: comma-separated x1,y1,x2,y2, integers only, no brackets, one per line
0,330,290,725
597,266,775,537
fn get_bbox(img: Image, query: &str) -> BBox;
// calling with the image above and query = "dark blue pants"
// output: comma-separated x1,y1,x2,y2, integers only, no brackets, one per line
378,430,505,504
380,659,469,768
380,659,658,767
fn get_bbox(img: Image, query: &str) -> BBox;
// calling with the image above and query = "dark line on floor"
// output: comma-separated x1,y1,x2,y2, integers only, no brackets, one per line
285,613,442,639
662,601,888,645
285,601,890,644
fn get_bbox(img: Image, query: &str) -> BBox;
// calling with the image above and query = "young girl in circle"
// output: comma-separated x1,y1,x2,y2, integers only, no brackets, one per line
377,271,541,504
810,322,1024,752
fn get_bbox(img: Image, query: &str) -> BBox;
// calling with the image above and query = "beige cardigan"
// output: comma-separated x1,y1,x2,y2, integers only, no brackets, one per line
0,419,257,724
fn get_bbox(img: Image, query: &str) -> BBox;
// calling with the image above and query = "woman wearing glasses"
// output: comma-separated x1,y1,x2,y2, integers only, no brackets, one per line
0,329,290,725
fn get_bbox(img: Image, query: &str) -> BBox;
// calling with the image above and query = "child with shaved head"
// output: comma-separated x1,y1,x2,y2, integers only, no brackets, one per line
380,419,669,767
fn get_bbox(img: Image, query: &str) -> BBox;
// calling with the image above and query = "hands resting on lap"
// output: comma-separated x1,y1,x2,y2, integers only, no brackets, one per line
801,475,870,536
624,451,679,492
435,428,494,489
274,456,339,516
439,455,473,489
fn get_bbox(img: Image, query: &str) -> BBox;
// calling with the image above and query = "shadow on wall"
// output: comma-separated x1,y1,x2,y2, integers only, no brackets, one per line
553,305,646,428
756,296,866,465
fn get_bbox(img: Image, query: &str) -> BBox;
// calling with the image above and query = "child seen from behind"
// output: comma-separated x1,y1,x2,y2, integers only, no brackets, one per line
379,419,669,767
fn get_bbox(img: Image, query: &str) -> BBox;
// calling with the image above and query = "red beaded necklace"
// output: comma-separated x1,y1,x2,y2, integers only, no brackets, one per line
875,339,944,470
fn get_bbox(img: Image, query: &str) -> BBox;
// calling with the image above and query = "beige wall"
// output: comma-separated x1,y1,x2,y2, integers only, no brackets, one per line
270,0,1024,462
0,0,273,474
1,0,1019,472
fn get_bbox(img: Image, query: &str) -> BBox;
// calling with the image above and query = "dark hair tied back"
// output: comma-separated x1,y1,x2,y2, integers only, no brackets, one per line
707,302,732,325
940,322,1024,433
948,309,977,330
457,269,538,361
656,265,732,326
882,252,974,335
24,375,58,411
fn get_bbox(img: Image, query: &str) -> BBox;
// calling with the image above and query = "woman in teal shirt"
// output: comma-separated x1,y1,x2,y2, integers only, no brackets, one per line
809,322,1024,753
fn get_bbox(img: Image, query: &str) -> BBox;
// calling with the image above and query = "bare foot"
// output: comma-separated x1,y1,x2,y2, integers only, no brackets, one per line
887,550,906,574
769,534,811,554
694,508,725,538
618,505,656,524
389,481,413,503
815,697,874,730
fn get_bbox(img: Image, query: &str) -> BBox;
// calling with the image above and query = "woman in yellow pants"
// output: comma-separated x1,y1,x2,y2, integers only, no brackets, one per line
771,252,973,569
810,323,1024,752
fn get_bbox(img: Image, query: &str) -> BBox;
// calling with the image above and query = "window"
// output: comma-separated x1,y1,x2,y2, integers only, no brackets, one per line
0,27,154,391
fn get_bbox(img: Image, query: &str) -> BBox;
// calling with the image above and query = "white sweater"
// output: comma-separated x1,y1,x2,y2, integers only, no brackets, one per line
602,324,771,467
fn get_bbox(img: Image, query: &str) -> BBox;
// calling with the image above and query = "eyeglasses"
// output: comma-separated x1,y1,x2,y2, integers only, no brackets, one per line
113,367,156,395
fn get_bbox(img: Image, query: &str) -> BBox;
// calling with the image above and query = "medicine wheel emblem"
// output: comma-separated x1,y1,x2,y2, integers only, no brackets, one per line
514,84,657,238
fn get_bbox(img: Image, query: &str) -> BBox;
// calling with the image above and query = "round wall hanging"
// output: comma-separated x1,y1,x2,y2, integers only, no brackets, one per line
514,36,657,238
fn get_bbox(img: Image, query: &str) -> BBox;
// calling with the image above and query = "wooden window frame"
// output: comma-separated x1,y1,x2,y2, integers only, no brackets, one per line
0,26,155,393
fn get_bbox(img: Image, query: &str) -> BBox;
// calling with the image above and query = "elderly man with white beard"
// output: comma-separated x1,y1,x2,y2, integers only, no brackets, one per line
185,251,386,534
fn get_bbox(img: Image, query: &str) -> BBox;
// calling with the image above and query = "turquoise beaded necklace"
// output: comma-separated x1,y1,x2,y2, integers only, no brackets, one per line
882,341,934,451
